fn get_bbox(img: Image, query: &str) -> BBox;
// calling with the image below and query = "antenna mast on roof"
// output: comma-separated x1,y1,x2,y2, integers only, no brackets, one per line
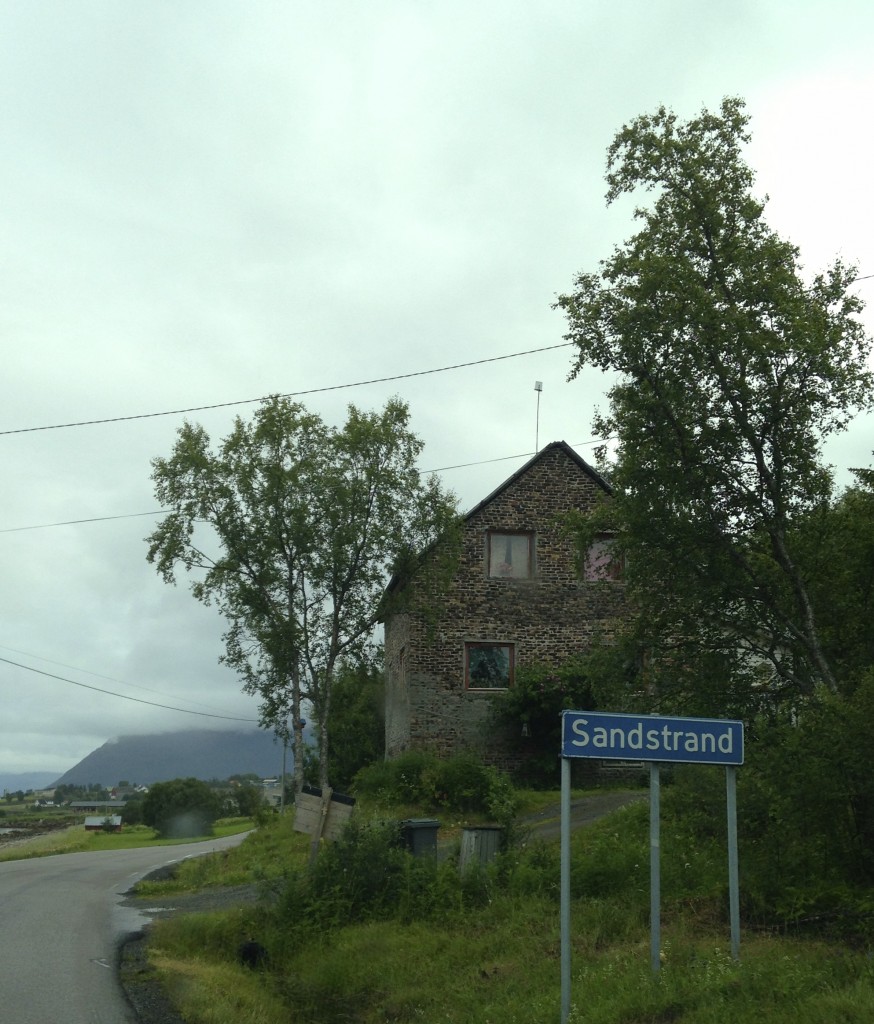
534,381,543,452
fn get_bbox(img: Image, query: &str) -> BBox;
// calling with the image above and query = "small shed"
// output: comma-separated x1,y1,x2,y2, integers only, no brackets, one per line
84,815,123,832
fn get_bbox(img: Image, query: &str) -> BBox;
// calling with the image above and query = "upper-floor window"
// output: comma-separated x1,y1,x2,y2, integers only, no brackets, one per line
487,531,533,579
584,534,623,581
465,641,515,689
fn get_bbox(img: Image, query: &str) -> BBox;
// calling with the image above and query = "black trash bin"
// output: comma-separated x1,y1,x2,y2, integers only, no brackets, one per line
400,818,440,857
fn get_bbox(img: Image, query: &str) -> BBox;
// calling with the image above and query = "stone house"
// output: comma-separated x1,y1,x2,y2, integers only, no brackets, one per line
383,440,626,769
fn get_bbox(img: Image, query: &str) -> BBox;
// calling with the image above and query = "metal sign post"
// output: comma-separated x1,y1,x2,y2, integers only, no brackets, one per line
727,765,740,959
560,755,571,1024
559,710,744,1023
650,762,661,975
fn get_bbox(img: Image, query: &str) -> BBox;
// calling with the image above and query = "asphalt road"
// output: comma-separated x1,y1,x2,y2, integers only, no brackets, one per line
0,832,249,1024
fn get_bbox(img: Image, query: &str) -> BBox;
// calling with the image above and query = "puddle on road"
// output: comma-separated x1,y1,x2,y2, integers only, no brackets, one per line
112,896,178,941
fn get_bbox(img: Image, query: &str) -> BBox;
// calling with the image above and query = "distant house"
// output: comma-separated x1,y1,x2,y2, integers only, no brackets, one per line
262,782,284,809
70,800,127,815
84,815,122,832
383,441,627,768
110,785,148,800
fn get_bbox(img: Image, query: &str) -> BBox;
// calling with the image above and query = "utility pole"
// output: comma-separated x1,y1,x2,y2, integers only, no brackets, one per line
534,381,543,452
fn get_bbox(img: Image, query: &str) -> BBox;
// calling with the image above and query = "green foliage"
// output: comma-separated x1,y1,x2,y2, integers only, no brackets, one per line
352,750,434,805
141,778,223,838
233,783,265,819
491,658,598,786
664,691,874,942
420,755,498,814
798,479,874,690
148,790,874,1022
276,819,486,944
323,658,385,791
352,751,518,826
556,97,873,701
121,798,144,825
54,782,110,803
138,772,874,1024
569,801,651,907
146,395,459,794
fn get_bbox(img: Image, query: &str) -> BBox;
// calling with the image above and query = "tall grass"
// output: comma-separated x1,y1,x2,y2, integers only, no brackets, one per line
148,899,874,1023
141,806,874,1023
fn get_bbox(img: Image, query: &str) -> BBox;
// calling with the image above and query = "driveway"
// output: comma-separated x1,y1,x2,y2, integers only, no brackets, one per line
523,788,646,840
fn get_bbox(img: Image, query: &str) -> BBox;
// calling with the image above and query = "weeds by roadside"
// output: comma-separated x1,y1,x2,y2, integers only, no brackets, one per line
136,797,874,1024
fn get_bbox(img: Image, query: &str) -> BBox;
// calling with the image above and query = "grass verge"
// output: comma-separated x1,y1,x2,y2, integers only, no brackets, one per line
136,804,874,1023
0,817,254,862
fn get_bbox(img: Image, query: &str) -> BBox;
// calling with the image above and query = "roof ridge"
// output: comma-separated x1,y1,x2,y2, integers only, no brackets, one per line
462,440,611,521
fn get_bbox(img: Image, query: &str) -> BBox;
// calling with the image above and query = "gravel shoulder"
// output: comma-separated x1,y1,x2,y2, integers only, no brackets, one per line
119,884,263,1024
118,789,646,1023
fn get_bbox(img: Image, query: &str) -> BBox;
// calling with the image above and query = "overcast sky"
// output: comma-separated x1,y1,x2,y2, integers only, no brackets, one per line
2,1,873,777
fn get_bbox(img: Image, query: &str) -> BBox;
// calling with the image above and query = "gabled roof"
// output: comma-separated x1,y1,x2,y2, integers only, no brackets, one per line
462,440,612,521
381,441,611,605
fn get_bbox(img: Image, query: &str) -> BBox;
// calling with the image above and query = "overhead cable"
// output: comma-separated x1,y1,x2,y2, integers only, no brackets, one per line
0,655,259,723
0,437,610,534
0,343,574,437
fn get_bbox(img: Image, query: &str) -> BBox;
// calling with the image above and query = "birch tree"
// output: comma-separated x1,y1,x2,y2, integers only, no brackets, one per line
147,396,458,791
556,98,872,703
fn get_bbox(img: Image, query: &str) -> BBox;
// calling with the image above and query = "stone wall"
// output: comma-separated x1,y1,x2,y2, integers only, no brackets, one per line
384,442,627,768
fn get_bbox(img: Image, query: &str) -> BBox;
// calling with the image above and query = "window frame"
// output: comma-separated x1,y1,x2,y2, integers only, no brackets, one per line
464,641,515,691
583,533,624,582
486,530,534,580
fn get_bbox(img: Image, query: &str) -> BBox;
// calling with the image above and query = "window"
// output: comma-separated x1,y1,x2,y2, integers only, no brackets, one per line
584,535,623,581
487,531,533,579
465,642,515,690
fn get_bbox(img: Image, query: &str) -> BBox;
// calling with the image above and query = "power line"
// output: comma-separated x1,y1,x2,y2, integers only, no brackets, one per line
0,438,609,534
426,436,607,474
0,510,167,534
0,343,574,437
0,655,259,722
4,276,872,441
0,643,246,717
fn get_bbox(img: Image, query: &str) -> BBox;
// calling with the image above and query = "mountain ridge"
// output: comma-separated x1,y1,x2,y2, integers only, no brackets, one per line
51,729,287,788
0,771,61,794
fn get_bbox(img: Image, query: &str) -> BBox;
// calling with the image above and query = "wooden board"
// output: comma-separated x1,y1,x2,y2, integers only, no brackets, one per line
293,788,355,842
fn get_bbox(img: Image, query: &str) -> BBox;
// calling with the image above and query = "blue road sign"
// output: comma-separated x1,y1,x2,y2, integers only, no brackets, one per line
561,710,744,766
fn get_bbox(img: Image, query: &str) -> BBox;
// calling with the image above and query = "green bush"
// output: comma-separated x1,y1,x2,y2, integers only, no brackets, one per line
121,798,144,826
276,819,485,938
234,783,265,819
660,698,874,943
324,659,385,790
571,801,649,902
422,754,498,813
353,752,518,825
352,750,435,805
489,658,600,788
141,778,222,838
